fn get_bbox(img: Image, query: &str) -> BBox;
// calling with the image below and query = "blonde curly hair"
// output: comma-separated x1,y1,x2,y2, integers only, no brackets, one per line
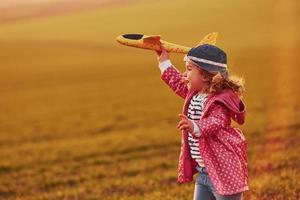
199,68,245,97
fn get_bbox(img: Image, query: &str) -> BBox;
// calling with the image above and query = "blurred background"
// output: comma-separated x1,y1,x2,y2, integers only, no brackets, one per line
0,0,299,199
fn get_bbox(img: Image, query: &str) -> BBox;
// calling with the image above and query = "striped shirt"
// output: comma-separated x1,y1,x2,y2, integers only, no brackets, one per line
187,93,207,167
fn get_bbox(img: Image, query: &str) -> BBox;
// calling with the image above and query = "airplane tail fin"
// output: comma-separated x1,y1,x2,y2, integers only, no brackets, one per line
197,32,218,46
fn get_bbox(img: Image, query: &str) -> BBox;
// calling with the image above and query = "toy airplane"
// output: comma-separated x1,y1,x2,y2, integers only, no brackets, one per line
116,32,218,54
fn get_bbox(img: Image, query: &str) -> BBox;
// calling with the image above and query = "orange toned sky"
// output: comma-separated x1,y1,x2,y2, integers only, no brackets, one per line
0,0,63,8
0,0,131,23
0,0,126,8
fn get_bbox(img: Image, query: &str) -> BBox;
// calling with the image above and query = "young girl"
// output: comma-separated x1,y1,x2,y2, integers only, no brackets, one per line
155,44,248,200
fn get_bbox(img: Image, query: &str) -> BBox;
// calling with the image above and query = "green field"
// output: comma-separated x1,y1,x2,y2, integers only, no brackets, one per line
0,0,299,199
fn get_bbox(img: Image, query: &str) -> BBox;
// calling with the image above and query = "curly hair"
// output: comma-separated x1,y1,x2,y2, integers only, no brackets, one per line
199,68,245,97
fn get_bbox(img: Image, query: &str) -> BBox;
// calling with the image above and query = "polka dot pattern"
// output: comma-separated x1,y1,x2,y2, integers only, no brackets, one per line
161,66,188,99
160,67,249,195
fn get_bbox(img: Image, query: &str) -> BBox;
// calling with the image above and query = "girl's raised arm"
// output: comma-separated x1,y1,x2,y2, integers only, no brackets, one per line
156,46,188,99
160,65,188,99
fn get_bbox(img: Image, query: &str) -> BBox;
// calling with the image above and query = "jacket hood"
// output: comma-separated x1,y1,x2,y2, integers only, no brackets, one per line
210,89,246,124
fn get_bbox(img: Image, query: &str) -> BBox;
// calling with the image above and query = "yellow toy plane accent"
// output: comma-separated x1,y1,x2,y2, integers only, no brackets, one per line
116,32,218,54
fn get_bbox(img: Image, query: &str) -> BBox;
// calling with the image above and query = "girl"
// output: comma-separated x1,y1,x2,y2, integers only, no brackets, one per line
155,44,248,200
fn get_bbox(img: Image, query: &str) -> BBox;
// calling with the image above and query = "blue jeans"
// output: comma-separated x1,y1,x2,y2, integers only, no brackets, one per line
193,166,243,200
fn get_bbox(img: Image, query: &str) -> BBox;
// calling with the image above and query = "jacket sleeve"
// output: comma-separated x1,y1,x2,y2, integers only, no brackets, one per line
160,65,188,99
194,102,231,137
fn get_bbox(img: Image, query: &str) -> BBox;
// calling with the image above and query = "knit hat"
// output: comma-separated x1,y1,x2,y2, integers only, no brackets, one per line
184,44,228,77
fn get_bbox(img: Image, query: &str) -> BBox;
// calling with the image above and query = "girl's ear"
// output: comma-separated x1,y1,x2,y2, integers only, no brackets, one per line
200,70,213,83
204,76,210,81
202,76,211,83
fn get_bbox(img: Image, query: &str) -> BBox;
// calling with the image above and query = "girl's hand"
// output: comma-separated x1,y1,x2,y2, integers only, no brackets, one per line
177,114,194,132
155,45,170,63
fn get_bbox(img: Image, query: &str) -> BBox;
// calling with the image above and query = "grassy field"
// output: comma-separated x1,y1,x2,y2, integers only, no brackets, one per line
0,0,299,199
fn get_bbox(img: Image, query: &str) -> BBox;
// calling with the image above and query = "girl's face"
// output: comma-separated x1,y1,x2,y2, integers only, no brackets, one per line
183,60,209,92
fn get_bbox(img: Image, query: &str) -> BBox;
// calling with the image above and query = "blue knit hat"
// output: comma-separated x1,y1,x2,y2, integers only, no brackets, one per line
185,44,228,77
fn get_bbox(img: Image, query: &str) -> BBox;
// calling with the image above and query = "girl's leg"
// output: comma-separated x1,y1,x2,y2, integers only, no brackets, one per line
213,192,243,200
193,182,215,200
201,167,243,200
194,173,215,200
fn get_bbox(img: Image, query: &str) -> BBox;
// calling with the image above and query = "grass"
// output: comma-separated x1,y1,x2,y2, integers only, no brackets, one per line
0,0,299,199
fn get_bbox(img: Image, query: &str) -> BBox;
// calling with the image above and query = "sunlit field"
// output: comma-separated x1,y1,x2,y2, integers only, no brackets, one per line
0,0,299,199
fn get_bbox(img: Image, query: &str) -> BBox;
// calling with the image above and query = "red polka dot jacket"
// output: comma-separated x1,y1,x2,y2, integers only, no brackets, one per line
161,66,249,195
